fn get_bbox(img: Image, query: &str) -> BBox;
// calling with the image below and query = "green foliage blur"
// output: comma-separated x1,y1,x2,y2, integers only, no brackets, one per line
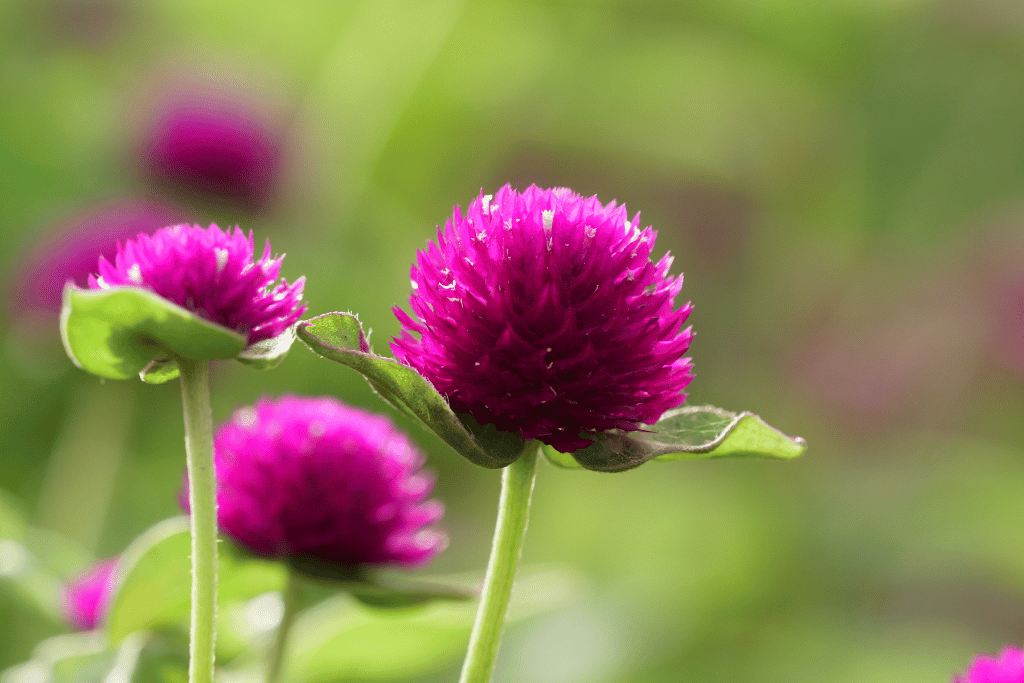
3,0,1024,681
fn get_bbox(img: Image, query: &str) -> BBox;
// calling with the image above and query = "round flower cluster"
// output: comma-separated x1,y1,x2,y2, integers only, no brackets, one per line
88,223,305,346
141,96,281,212
393,184,694,452
203,396,447,568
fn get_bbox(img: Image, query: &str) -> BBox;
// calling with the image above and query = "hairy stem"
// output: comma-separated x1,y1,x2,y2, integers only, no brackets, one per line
458,443,539,683
179,359,218,683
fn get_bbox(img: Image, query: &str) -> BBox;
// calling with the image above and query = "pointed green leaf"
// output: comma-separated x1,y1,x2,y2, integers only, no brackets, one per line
236,326,297,370
104,518,191,641
105,517,286,642
296,312,525,469
652,407,807,461
565,406,807,472
60,286,246,381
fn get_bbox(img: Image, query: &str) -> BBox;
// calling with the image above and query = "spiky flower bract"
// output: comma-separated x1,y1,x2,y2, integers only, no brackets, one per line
392,184,694,453
197,396,447,568
88,223,305,346
954,647,1024,683
62,558,117,631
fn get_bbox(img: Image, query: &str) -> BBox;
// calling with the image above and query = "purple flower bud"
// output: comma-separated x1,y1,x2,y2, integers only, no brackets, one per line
11,198,183,317
199,396,447,568
954,647,1024,683
87,223,305,346
392,184,694,453
62,558,117,631
140,90,282,212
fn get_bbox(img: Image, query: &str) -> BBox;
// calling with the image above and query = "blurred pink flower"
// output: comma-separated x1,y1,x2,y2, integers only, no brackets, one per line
11,198,183,317
88,223,305,346
191,396,447,568
62,558,117,631
140,90,282,212
954,647,1024,683
392,184,694,452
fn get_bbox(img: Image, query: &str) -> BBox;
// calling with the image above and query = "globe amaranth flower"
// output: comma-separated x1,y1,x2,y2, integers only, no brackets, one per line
11,198,183,317
89,223,305,346
392,184,694,453
954,647,1024,683
190,395,447,568
141,91,282,213
62,558,118,631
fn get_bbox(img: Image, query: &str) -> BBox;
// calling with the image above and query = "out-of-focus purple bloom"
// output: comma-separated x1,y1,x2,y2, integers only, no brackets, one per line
11,198,183,317
140,90,282,212
954,647,1024,683
392,184,694,453
191,396,447,568
62,558,118,631
88,223,305,346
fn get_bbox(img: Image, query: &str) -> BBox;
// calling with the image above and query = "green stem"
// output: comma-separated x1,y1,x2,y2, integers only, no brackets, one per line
179,359,218,683
265,569,302,683
458,443,540,683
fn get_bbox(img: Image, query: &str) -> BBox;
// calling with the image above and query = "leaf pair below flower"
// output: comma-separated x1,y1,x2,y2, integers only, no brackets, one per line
297,312,806,471
60,285,294,383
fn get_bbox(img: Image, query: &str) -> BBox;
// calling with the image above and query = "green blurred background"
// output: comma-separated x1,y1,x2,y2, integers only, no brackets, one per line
3,0,1024,681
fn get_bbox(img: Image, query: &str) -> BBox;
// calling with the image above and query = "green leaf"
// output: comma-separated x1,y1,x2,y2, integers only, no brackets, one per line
60,286,247,381
104,518,191,641
236,326,297,370
562,406,807,472
296,312,525,469
105,517,286,642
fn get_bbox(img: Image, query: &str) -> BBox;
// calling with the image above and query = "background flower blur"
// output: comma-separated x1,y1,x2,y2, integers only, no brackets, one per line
2,1,1024,682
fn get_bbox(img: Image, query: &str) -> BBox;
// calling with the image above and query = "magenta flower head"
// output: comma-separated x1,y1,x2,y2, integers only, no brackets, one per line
391,184,694,453
195,395,447,570
88,223,305,346
954,647,1024,683
140,89,282,213
62,558,118,631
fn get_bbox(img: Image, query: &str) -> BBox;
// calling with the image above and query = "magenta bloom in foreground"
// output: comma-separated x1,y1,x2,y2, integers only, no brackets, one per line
954,647,1024,683
392,184,694,452
88,224,305,346
199,396,447,568
63,558,118,631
